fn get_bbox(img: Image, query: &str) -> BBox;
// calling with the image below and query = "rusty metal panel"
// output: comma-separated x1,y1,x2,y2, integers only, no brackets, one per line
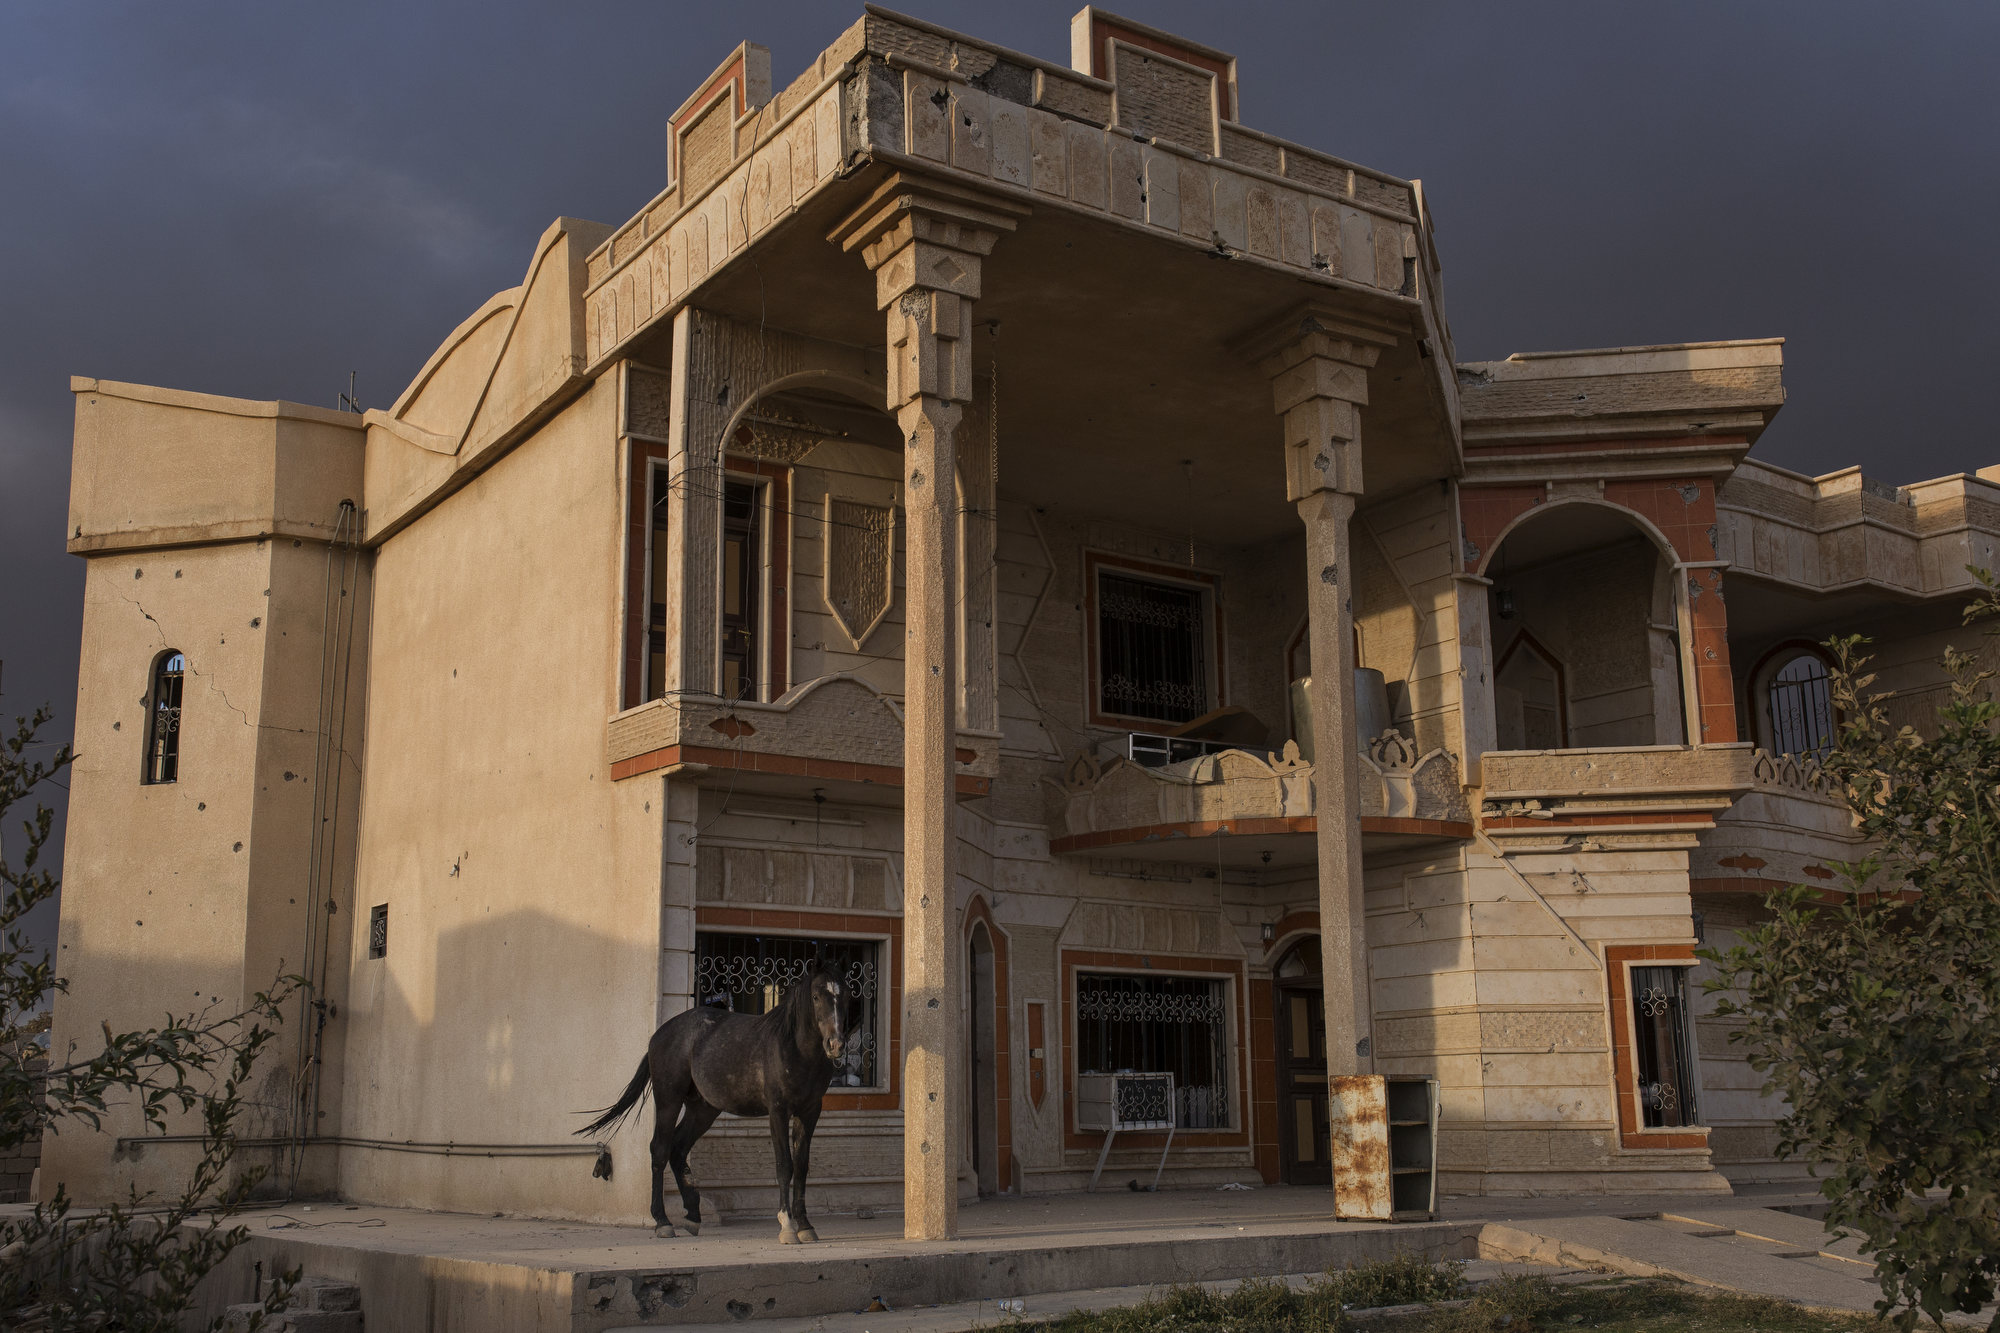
1330,1073,1391,1221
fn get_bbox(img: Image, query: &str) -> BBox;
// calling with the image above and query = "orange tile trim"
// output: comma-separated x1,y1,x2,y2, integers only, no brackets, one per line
612,743,990,797
1604,942,1709,1151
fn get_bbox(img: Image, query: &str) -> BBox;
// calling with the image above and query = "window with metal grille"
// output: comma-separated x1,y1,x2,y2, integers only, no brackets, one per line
1075,973,1230,1129
1631,965,1700,1128
143,650,185,784
368,904,388,960
1097,573,1209,724
721,478,762,701
1767,653,1834,756
694,932,881,1088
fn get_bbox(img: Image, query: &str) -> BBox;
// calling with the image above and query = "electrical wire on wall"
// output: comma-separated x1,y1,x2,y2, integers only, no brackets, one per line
285,499,362,1198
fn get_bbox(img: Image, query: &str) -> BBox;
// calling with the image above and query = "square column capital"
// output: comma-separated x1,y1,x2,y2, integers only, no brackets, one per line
829,174,1026,308
1238,303,1400,502
831,175,1024,411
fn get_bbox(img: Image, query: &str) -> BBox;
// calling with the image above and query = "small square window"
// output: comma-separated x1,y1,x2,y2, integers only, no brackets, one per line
1076,972,1231,1129
1096,571,1212,725
368,904,389,960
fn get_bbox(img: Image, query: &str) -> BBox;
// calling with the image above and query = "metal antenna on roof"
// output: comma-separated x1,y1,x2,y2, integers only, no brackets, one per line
337,371,362,414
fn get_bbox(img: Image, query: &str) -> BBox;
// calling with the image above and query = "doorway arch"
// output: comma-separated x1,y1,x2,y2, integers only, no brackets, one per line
967,920,999,1198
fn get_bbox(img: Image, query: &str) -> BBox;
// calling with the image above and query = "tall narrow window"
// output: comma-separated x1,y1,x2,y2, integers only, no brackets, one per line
1767,652,1834,756
1075,972,1230,1129
645,465,671,701
1631,965,1700,1128
720,478,762,702
144,651,185,784
1097,573,1209,724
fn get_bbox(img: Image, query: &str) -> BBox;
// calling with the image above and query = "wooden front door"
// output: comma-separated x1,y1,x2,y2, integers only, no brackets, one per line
1273,938,1330,1187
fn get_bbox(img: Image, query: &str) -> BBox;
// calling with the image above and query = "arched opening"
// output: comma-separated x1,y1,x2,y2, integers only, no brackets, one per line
966,921,999,1198
1271,936,1328,1187
143,650,185,784
1484,504,1686,750
1751,644,1836,756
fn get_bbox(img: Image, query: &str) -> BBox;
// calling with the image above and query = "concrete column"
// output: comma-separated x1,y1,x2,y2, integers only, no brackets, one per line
1298,488,1373,1077
832,176,1022,1241
1248,306,1396,1083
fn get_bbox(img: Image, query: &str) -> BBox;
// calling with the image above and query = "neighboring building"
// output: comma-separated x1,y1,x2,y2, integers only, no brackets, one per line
46,8,2000,1231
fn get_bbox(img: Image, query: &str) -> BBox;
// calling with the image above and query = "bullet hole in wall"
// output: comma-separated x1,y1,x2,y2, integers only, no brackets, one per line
112,721,120,730
232,842,243,852
250,618,261,628
134,568,142,579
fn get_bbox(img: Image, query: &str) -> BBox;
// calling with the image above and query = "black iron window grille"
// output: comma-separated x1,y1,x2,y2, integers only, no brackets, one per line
144,651,185,785
694,932,879,1088
368,904,388,960
1098,573,1209,724
1076,973,1230,1129
1632,965,1700,1128
1768,653,1835,757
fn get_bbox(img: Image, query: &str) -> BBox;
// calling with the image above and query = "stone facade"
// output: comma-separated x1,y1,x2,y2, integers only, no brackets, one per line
46,7,1984,1231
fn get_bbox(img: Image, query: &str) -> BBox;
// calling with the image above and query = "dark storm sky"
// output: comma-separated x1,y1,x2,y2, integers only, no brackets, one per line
3,2,1996,951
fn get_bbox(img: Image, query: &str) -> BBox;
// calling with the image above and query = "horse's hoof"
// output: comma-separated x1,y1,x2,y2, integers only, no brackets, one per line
680,1220,701,1236
779,1229,800,1245
796,1227,819,1243
654,1224,677,1238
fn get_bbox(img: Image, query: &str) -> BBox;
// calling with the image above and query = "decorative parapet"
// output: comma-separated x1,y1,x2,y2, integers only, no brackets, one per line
1697,748,1864,894
578,10,1457,439
1478,743,1849,852
1051,730,1470,850
607,673,998,794
1716,459,2000,599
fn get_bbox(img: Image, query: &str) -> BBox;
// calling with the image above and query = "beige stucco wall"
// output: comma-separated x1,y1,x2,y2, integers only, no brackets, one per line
334,379,665,1223
50,382,366,1206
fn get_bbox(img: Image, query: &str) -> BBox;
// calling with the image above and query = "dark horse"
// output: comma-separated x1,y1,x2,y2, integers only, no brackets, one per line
579,966,855,1243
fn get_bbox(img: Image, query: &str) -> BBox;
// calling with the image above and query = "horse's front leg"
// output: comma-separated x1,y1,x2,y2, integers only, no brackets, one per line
789,1105,823,1243
769,1107,800,1244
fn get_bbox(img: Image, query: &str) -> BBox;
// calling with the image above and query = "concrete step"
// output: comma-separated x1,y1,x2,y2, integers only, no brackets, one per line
644,1259,1592,1333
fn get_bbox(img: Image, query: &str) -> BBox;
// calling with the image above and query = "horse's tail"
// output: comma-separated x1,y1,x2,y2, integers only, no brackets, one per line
576,1055,651,1137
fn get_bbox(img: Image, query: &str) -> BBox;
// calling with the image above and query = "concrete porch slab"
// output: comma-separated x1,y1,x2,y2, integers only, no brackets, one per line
192,1188,1482,1332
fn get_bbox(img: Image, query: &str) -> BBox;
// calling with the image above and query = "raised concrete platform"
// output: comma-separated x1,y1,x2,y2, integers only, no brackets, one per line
190,1189,1481,1332
170,1183,1956,1332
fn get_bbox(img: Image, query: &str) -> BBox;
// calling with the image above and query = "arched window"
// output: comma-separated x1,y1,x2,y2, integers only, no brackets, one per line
144,651,185,784
1766,651,1834,757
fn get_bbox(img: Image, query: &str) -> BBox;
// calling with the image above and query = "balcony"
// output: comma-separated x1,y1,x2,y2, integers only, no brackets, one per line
1049,731,1472,866
607,673,1000,798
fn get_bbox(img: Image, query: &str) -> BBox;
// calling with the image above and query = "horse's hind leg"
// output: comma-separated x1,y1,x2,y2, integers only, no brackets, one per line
649,1086,685,1238
668,1097,720,1235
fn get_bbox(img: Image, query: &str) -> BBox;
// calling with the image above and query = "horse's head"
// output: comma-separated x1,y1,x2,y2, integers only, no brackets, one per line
804,966,855,1062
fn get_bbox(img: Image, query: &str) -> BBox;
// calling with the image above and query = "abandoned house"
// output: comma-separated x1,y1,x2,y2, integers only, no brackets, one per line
48,6,2000,1235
